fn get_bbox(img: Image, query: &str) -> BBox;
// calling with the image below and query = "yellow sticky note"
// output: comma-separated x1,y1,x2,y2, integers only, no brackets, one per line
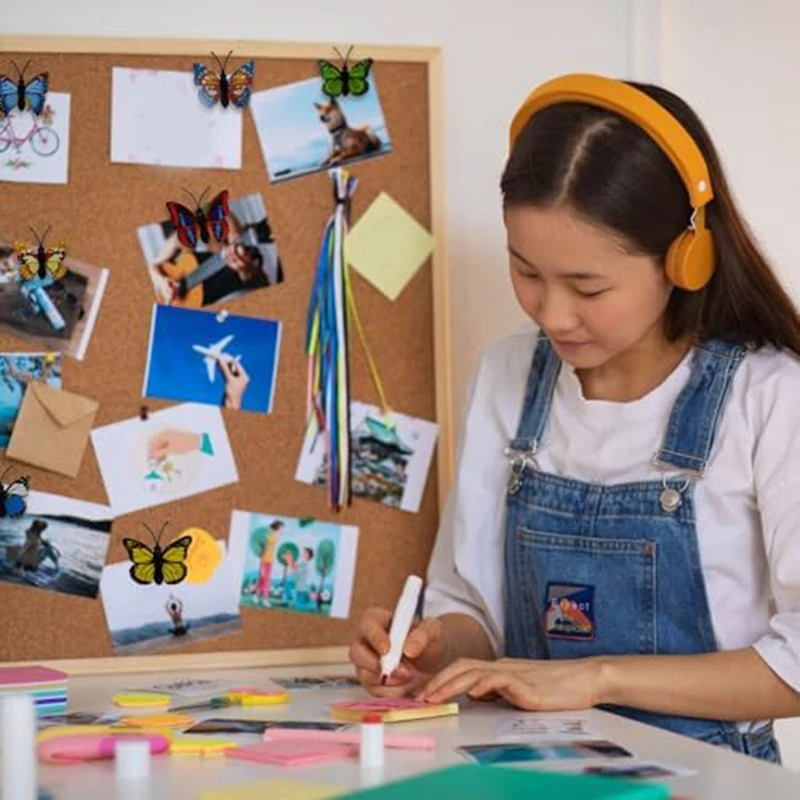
200,779,342,800
346,192,434,301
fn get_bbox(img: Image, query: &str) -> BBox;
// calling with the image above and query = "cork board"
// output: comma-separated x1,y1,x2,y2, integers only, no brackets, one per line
0,36,450,669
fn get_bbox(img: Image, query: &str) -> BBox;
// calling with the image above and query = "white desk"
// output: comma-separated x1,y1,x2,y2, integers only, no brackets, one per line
32,663,800,799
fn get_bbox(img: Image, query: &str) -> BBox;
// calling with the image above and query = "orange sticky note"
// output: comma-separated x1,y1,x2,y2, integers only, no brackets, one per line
121,713,194,728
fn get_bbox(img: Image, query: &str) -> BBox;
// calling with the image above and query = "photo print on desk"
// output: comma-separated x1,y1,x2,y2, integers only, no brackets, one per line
0,242,108,360
0,93,71,185
90,402,238,516
0,353,61,447
296,401,438,513
100,538,242,656
110,67,243,169
0,491,112,598
228,511,359,619
137,191,284,309
143,304,281,414
250,76,391,183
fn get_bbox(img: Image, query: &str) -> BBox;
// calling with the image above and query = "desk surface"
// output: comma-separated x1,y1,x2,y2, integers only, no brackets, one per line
32,663,800,799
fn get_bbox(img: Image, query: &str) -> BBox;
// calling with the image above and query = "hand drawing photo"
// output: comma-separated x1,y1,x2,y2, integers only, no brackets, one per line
100,538,242,656
0,352,61,447
228,511,359,619
250,76,392,183
295,401,438,513
0,92,70,185
0,491,112,598
90,402,239,516
137,190,284,309
0,239,108,360
143,304,281,414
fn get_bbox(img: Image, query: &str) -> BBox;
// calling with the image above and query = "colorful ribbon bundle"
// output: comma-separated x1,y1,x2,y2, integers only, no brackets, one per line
305,169,357,510
305,169,392,510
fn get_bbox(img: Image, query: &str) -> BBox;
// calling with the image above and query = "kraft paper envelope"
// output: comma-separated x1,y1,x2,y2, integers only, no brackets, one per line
7,381,99,478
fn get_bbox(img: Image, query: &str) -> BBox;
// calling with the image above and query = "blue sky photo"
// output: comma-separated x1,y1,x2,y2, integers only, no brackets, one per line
144,305,281,413
250,77,392,182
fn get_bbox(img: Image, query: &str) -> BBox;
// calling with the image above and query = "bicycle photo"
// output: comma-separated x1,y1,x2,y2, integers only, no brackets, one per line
0,114,60,157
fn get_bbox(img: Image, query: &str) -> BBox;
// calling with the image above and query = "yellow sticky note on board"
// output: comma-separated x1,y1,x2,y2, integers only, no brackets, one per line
346,192,434,301
200,779,342,800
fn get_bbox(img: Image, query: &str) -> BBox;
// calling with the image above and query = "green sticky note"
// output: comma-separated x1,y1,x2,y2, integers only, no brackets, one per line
340,764,669,800
346,192,434,301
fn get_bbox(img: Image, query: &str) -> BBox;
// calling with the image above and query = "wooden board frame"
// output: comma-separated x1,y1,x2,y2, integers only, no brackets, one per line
0,35,451,676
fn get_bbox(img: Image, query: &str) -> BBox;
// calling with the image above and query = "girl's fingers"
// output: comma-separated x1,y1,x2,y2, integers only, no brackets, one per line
421,667,488,704
417,658,488,701
358,608,392,655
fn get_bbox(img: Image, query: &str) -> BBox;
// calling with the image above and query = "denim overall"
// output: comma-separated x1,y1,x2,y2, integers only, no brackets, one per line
503,333,781,763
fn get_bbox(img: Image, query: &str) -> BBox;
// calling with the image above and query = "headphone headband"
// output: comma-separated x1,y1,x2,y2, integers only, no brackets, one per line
509,73,713,210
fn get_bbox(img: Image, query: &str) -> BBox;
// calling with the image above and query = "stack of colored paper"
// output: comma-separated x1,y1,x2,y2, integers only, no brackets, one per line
0,666,68,718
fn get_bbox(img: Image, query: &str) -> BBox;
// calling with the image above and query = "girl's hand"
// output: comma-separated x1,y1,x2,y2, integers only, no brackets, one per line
349,607,450,698
416,656,607,711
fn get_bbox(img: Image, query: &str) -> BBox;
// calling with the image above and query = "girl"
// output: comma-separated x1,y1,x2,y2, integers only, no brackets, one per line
349,73,800,763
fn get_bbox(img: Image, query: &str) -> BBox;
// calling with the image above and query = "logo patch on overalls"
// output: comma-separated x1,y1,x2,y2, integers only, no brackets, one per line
544,583,595,640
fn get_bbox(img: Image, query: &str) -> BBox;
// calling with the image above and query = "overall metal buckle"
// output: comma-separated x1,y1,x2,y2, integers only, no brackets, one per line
504,439,538,496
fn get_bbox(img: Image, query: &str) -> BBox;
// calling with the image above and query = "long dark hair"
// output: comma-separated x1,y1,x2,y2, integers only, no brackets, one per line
500,79,800,356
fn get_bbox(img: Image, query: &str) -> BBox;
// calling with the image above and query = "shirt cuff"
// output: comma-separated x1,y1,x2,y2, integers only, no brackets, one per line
423,588,501,657
752,629,800,693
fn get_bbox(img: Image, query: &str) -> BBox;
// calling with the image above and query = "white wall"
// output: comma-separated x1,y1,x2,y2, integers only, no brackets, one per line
5,0,799,768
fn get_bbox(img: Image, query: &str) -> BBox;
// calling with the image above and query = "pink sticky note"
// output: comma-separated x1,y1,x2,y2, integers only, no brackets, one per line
227,740,356,767
0,666,67,687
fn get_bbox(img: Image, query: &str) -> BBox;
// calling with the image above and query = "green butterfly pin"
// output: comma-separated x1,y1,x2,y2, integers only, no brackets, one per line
318,46,373,98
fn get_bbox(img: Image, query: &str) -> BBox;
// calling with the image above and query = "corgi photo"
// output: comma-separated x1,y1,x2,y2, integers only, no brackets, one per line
250,77,392,183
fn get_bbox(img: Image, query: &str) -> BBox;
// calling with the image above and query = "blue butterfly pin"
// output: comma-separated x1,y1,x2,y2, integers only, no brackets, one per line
0,465,29,518
0,60,49,117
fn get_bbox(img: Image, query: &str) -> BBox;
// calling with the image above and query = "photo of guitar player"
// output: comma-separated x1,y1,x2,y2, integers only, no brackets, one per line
137,192,284,309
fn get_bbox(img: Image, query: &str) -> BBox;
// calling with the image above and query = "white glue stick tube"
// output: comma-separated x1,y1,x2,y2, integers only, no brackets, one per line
360,714,385,769
2,693,37,800
380,575,424,683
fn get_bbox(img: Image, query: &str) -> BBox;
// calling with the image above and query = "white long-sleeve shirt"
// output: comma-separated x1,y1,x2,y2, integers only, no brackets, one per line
425,328,800,707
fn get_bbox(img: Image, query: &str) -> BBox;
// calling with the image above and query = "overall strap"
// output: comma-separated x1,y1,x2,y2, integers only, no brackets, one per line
653,339,748,475
508,331,561,453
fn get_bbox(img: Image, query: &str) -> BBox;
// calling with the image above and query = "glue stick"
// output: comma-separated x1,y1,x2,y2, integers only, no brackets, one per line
1,693,37,800
359,713,385,769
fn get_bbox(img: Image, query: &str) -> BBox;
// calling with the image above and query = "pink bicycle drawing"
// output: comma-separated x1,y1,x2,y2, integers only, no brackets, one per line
0,115,59,157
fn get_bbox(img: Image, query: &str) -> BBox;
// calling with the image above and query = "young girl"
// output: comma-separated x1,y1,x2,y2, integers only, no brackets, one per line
349,73,800,763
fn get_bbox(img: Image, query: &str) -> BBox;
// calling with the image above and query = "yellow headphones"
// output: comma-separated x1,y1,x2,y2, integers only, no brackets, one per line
509,73,715,291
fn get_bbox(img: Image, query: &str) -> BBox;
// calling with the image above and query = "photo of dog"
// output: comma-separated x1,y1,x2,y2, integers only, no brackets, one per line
315,97,382,167
250,77,392,183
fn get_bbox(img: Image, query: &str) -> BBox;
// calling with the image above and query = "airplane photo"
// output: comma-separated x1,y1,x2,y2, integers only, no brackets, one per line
192,334,242,383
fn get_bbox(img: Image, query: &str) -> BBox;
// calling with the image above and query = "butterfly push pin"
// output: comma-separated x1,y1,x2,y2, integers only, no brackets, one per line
12,227,67,284
193,51,254,110
166,187,230,251
0,59,49,117
0,464,30,518
122,522,192,586
318,46,373,98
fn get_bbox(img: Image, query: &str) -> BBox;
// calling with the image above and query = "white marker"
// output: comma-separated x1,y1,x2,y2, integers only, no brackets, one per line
380,575,424,684
1,693,37,800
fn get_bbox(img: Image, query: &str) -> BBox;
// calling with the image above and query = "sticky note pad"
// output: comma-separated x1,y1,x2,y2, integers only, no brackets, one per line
170,737,237,757
337,763,669,799
227,740,356,767
329,698,458,724
120,713,194,728
346,192,434,301
201,779,342,800
112,692,171,708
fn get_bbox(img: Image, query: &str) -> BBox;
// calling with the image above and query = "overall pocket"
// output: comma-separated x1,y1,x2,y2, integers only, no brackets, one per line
507,526,657,659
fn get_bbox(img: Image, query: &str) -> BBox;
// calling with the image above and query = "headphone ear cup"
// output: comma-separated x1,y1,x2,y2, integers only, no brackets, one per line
665,228,716,291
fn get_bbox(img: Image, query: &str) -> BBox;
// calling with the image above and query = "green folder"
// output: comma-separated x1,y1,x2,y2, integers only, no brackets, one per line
340,764,670,799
